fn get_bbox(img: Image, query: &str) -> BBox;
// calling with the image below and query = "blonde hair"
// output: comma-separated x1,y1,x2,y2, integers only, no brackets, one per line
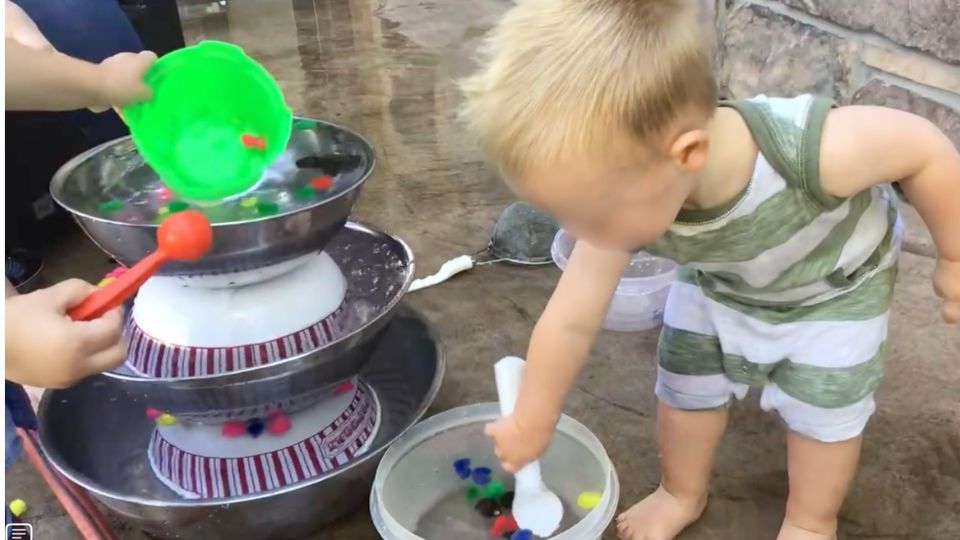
461,0,717,180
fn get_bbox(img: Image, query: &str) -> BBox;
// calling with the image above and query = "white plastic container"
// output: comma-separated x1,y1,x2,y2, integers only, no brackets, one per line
551,230,676,332
370,403,620,540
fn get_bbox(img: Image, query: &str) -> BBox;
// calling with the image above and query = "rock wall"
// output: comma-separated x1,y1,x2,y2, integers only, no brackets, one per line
709,0,959,257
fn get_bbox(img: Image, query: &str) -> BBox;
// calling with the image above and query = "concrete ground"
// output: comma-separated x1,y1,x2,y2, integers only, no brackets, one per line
7,0,959,539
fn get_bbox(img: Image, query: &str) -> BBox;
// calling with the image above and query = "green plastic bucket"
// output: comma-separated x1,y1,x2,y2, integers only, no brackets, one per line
121,41,292,201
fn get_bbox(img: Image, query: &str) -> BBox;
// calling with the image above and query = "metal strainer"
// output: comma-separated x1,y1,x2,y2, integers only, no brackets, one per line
410,201,558,292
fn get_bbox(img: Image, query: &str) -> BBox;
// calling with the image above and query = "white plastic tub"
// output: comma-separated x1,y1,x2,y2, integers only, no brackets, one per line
551,230,676,332
371,403,619,540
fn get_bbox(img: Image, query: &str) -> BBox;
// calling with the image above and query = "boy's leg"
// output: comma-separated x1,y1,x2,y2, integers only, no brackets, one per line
616,401,728,540
619,274,743,539
778,433,861,540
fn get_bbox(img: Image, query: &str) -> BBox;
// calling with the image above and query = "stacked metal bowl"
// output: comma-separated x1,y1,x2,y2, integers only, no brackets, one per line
39,119,445,539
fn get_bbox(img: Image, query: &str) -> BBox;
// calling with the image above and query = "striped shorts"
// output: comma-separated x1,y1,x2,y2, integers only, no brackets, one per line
655,266,896,443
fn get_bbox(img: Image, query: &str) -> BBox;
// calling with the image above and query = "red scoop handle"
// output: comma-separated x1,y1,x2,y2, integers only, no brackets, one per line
67,251,168,321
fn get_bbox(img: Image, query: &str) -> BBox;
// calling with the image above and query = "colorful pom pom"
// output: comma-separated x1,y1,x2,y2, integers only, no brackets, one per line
97,200,124,213
510,530,532,540
8,499,27,518
577,490,602,509
240,133,266,150
483,478,505,499
266,410,291,435
246,418,265,438
145,407,162,418
310,176,333,190
256,200,279,215
294,185,315,200
490,514,518,537
222,421,246,438
453,457,472,480
156,413,177,426
474,498,501,518
167,200,190,213
500,491,515,510
334,380,354,395
471,466,492,486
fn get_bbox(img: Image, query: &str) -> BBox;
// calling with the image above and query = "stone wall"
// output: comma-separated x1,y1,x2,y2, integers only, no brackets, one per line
709,0,960,257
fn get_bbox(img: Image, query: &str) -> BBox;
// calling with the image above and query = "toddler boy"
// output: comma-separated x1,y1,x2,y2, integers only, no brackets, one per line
461,1,960,539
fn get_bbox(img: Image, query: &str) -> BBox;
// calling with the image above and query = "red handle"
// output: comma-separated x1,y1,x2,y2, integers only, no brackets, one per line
67,251,168,321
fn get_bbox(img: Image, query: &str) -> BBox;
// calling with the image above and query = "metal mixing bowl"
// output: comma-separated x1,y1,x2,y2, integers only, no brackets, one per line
50,118,375,275
39,307,444,540
103,221,415,419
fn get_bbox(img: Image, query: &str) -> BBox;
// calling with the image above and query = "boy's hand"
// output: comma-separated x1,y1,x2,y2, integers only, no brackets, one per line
485,413,553,473
90,51,157,112
934,259,960,323
5,279,125,388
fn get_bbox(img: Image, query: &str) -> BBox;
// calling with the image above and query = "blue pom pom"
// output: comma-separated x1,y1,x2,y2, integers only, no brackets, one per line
471,466,492,485
453,457,472,479
511,529,533,540
246,418,265,438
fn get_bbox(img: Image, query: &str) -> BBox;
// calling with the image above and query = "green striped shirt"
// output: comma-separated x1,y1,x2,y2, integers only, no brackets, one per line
645,95,900,312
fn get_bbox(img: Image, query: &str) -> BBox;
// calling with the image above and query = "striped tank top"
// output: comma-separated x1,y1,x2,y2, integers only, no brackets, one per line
645,95,901,313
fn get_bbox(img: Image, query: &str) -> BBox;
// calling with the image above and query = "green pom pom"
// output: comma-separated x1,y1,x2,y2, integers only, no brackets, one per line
167,200,190,213
97,200,124,213
465,485,481,502
256,200,279,215
293,119,317,130
483,478,505,499
294,185,315,200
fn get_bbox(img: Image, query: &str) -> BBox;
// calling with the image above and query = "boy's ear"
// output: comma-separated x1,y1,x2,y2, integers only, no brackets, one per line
668,129,709,172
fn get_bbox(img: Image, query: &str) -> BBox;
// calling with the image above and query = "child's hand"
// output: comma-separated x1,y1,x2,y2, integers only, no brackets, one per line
5,1,52,50
485,413,554,473
90,51,157,112
5,279,125,388
934,258,960,323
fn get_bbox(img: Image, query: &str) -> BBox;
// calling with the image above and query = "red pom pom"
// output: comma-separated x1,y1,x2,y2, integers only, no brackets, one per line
222,421,246,438
240,134,266,150
145,407,161,418
310,176,333,190
266,410,291,435
334,380,354,395
490,515,518,537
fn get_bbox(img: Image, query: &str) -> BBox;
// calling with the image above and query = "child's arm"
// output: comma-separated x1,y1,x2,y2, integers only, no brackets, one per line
486,242,629,471
819,106,960,322
5,38,155,112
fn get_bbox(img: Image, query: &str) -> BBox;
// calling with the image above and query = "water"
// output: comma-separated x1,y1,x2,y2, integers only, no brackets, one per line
65,125,372,225
413,488,579,540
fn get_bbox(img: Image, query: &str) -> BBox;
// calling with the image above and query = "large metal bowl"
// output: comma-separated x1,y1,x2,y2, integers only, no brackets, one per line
50,118,375,275
105,221,415,419
38,307,444,540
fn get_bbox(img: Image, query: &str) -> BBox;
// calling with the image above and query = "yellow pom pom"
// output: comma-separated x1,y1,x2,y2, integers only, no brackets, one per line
157,207,171,217
96,277,115,288
156,413,177,426
8,499,27,517
576,491,602,510
240,196,258,208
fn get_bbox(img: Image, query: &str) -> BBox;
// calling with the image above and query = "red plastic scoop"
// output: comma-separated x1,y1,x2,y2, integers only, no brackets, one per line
68,210,213,321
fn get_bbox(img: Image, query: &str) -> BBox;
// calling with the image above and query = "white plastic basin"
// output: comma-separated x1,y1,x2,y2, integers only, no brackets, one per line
551,230,676,332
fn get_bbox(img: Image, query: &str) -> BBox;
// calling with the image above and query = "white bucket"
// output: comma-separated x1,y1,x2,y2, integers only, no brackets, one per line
370,403,619,540
551,230,675,332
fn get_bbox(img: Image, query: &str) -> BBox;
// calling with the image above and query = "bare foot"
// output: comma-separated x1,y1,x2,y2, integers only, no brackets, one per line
616,485,706,540
776,521,837,540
